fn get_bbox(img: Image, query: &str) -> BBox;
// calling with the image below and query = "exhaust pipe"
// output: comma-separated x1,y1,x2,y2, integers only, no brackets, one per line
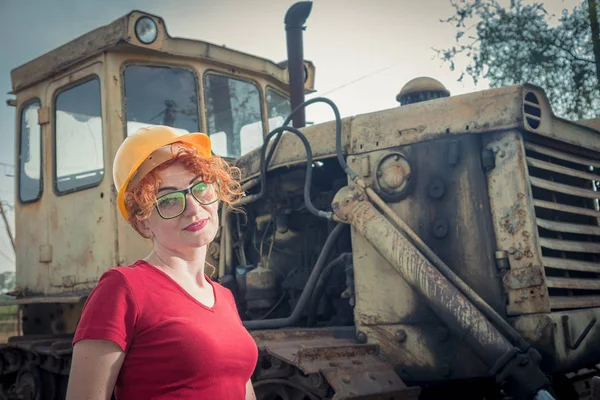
284,1,312,129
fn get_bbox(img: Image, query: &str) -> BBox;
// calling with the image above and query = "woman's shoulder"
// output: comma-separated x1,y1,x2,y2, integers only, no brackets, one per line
97,260,156,289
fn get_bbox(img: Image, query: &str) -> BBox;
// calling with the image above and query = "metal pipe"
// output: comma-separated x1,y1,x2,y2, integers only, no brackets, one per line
284,1,312,128
218,205,231,278
307,252,352,326
243,223,346,330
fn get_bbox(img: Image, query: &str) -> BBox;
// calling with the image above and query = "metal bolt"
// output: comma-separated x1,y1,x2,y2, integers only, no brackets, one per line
395,329,407,343
432,218,448,239
356,331,368,344
342,376,351,384
428,179,445,199
309,373,323,387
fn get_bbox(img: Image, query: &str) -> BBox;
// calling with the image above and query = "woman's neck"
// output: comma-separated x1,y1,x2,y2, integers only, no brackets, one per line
146,243,209,288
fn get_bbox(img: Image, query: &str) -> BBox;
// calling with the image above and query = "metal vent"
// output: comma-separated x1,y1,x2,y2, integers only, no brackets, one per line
525,141,600,310
524,92,541,129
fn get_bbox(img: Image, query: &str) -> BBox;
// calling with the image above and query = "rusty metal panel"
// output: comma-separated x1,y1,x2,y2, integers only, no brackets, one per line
543,257,600,274
483,130,550,315
347,135,505,320
525,142,600,168
13,84,50,297
530,176,599,200
526,157,599,181
550,296,600,309
332,186,514,370
540,238,600,254
520,86,600,153
343,136,504,381
534,199,600,219
323,367,421,400
251,328,420,399
39,59,117,294
510,307,600,372
349,85,524,155
547,277,600,291
537,218,600,236
359,324,489,383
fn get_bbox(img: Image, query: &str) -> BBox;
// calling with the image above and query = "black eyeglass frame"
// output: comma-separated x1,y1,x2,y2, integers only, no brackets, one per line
154,181,221,220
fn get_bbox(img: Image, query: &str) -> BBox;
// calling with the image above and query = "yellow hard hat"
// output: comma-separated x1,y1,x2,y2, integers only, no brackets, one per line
113,125,212,221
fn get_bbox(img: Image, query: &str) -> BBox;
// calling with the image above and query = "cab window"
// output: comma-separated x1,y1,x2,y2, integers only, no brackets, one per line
124,65,199,136
19,99,42,203
266,87,291,131
204,73,263,158
55,77,103,194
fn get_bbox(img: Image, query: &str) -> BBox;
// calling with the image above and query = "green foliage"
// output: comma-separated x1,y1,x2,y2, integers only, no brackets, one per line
437,0,600,120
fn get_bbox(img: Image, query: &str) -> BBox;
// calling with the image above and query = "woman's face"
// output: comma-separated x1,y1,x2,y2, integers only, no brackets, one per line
137,162,220,252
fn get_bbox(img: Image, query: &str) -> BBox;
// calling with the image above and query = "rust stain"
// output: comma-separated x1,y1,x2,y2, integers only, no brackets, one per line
499,201,526,235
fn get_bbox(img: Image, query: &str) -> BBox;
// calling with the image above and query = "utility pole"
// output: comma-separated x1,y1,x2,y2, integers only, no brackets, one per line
0,203,15,253
589,0,600,84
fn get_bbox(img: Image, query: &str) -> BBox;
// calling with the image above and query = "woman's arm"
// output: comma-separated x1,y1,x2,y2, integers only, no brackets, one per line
65,339,125,400
246,379,257,400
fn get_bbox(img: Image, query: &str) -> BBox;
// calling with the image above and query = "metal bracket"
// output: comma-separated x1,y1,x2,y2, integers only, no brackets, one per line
562,315,597,350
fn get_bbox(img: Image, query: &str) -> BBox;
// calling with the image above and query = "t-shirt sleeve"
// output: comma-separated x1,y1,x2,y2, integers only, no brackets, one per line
72,268,139,352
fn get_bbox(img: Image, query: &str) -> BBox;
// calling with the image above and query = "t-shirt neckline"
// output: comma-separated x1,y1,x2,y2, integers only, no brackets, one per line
136,260,217,312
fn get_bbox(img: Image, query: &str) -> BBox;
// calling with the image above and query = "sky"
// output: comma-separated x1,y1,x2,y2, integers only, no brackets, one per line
0,0,582,273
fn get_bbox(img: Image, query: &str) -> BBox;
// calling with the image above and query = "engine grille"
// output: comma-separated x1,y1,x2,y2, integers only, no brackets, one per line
524,140,600,310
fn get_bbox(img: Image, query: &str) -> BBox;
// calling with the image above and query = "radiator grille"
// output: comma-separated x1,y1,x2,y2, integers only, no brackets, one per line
524,141,600,310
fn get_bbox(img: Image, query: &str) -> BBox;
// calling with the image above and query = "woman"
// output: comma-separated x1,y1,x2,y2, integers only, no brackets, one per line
66,125,258,400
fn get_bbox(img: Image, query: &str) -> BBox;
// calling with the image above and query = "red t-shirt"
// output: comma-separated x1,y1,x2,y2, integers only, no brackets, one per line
73,260,258,399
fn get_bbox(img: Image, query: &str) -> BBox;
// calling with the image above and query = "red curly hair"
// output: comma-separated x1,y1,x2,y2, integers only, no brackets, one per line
124,142,243,238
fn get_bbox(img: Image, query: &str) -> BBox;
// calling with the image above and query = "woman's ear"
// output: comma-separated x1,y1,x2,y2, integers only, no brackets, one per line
134,218,154,239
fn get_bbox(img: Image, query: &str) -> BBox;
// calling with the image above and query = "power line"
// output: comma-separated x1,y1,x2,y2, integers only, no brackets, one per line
318,60,403,97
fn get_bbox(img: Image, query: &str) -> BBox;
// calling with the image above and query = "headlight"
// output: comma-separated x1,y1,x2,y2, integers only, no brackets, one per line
135,17,158,44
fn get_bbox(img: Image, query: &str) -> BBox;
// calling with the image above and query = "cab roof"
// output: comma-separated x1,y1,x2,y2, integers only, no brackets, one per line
10,10,315,94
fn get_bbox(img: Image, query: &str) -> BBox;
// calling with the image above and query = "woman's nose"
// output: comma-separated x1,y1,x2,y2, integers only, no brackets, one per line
183,192,202,215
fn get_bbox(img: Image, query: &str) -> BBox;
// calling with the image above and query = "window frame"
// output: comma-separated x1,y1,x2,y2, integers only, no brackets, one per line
120,61,202,140
202,70,266,159
17,97,43,204
265,85,292,130
52,74,105,196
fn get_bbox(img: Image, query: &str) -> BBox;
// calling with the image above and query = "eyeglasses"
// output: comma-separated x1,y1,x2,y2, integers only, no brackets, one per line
155,181,221,219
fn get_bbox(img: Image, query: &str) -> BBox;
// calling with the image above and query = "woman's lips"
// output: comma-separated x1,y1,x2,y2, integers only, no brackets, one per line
184,219,208,232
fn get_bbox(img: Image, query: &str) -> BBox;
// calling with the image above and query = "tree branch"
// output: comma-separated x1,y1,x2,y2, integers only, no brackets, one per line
588,0,600,82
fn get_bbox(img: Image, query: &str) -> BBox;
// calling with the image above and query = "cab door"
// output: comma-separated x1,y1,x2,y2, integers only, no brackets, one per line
44,60,117,293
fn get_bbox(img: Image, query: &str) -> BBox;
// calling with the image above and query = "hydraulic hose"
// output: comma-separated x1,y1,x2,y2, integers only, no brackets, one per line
243,223,346,330
256,125,332,219
265,96,357,180
307,252,352,327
